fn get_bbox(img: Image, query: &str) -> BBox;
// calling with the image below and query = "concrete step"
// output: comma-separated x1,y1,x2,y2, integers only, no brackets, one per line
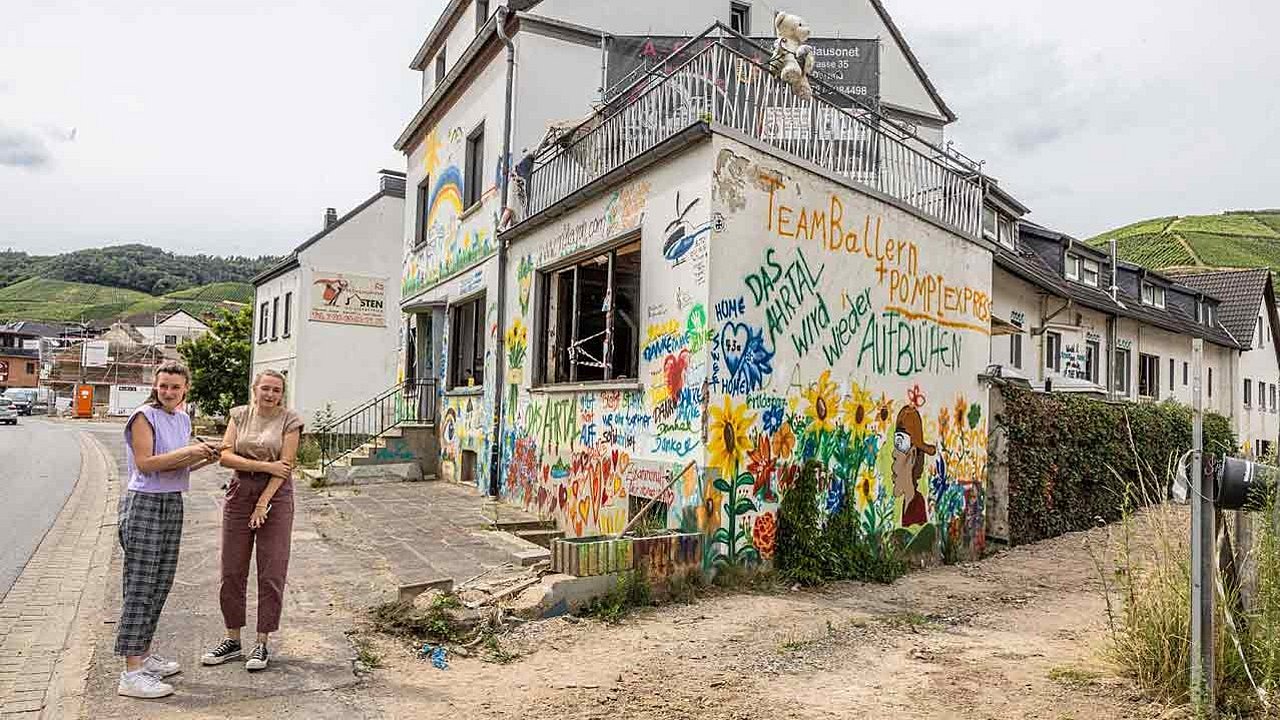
316,461,421,486
514,528,565,549
493,518,557,533
479,530,552,567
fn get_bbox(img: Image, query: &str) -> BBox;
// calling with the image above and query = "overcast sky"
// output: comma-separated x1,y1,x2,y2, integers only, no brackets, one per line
2,0,1277,258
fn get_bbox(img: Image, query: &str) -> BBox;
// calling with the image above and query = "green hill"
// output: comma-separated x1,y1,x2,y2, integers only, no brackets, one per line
0,278,154,322
0,244,278,296
1087,210,1280,284
0,279,254,324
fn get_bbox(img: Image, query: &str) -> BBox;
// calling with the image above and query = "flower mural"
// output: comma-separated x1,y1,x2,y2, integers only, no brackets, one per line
803,370,839,433
707,396,754,480
505,318,528,370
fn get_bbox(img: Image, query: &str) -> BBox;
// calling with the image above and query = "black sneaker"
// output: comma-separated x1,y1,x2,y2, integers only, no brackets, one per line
245,643,269,671
201,638,243,666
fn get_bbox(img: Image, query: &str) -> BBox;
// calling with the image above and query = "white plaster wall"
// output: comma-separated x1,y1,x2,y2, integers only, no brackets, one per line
137,312,208,346
291,193,406,423
251,269,302,406
533,0,948,121
495,142,714,535
511,30,604,160
990,268,1041,377
1238,297,1280,455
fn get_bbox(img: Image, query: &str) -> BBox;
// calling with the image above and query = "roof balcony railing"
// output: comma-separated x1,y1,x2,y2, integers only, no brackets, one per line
524,23,984,239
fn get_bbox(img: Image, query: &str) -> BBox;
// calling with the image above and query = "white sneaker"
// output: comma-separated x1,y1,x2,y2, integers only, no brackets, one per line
142,653,180,678
117,670,174,699
245,643,269,671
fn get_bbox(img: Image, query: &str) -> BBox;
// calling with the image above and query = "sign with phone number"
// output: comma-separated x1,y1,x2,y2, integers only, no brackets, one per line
808,39,880,108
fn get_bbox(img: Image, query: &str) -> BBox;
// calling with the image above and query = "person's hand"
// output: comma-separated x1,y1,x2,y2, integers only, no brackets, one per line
199,442,222,461
249,504,269,529
264,460,293,479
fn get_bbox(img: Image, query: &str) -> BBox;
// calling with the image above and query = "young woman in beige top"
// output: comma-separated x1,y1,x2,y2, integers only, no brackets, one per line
201,369,303,671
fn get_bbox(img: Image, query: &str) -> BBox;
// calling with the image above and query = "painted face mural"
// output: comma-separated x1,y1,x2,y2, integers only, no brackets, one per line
891,405,935,527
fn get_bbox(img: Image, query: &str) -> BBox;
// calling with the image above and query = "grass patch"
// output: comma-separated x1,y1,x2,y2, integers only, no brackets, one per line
711,563,780,592
1047,665,1101,689
882,611,936,632
582,570,652,624
351,635,384,669
480,631,520,664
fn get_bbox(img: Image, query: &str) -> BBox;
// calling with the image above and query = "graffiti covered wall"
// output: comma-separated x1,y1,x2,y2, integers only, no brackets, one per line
702,139,994,564
499,143,717,537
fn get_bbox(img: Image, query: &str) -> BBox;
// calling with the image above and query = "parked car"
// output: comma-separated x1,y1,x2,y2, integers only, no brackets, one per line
2,388,49,416
0,397,18,425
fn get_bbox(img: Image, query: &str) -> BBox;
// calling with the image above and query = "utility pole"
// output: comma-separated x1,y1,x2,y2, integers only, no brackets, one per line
1190,337,1215,711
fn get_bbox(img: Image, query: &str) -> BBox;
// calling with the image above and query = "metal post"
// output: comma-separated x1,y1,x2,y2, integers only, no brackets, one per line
1190,337,1215,710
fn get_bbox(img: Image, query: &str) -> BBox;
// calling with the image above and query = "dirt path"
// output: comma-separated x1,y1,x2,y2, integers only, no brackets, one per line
356,517,1179,719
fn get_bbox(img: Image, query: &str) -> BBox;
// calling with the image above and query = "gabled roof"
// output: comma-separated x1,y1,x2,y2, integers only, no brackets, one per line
868,0,956,123
0,320,79,338
1165,268,1273,349
996,227,1241,350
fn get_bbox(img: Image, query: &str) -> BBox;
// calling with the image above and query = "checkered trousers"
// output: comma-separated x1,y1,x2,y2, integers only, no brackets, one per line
115,490,184,656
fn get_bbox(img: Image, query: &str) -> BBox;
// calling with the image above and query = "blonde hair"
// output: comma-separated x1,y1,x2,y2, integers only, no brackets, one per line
146,361,191,409
252,369,288,402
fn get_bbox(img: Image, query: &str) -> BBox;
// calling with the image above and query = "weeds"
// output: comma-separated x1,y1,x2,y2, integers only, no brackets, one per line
582,570,652,624
1047,666,1101,689
370,594,462,644
711,563,780,592
296,435,322,468
480,631,520,664
667,568,706,604
351,635,384,669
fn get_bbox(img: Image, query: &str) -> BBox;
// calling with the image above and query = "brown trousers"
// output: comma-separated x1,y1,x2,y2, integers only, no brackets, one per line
220,472,293,634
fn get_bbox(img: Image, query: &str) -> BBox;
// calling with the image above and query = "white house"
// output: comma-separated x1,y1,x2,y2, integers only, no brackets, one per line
251,170,406,423
1172,268,1280,458
118,309,210,348
395,0,970,496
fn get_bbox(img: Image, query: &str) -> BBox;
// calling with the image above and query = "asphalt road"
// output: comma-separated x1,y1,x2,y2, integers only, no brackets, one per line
0,416,83,599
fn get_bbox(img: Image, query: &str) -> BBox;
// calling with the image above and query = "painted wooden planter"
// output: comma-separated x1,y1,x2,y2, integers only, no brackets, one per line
551,532,702,583
551,536,633,577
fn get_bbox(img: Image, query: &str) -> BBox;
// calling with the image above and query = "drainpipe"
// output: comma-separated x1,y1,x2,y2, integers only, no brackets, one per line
1109,239,1119,302
1106,313,1117,401
487,5,517,498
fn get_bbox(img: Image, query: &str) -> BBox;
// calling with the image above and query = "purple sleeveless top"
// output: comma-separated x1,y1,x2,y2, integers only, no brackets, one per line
124,405,193,493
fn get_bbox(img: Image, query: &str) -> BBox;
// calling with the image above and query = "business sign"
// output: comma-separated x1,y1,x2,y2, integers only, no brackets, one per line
310,272,387,327
604,35,879,109
82,340,110,368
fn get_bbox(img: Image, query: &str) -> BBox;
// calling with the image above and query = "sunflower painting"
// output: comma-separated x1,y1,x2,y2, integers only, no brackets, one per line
803,370,840,433
707,396,754,480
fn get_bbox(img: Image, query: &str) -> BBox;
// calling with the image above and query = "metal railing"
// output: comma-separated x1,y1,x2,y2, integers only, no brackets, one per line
526,25,983,238
317,378,438,471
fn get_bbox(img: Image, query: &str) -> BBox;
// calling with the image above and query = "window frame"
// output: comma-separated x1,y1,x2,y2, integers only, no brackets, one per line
476,0,489,32
1114,348,1131,396
997,218,1015,249
1010,332,1023,369
1141,282,1166,309
448,292,486,389
982,206,998,242
1080,258,1100,287
1168,357,1174,392
164,334,179,347
1085,339,1100,384
1138,352,1160,399
1183,361,1189,386
1245,378,1253,407
25,361,35,375
1064,255,1079,281
283,291,293,338
464,122,485,210
271,296,280,340
414,176,431,248
435,48,447,86
1045,331,1062,373
258,302,269,343
729,1,751,34
536,237,642,387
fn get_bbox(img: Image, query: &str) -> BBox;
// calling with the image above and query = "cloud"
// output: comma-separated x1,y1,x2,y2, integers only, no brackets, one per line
0,124,52,168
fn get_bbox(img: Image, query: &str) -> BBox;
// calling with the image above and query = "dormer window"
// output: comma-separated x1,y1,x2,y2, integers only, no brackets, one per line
982,206,998,242
1065,254,1100,287
997,218,1015,249
1141,282,1166,309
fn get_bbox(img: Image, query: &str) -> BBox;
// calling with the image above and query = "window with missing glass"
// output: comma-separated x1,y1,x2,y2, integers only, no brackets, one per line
449,294,485,388
538,240,641,384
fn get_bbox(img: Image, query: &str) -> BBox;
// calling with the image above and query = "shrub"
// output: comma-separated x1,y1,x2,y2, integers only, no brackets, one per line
1000,389,1235,545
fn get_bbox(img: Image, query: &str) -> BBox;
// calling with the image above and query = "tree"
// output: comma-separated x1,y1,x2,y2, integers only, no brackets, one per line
178,305,252,420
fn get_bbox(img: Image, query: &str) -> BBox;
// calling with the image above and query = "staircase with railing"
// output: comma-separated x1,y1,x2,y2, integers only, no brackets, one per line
316,378,439,476
524,23,984,238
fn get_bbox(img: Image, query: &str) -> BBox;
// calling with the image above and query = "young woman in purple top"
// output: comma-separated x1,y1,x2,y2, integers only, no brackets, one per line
115,361,221,699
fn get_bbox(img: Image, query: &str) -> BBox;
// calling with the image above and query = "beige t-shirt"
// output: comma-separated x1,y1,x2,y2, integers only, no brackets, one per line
229,405,304,462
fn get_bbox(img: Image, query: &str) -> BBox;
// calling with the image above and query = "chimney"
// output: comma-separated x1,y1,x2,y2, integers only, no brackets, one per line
324,208,337,229
378,168,407,195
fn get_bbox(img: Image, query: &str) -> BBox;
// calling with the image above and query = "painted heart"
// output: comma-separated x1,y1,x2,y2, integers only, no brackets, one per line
720,322,751,379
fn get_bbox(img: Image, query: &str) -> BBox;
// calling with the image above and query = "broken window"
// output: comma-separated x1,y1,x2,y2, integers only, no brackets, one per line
538,239,641,384
449,293,485,388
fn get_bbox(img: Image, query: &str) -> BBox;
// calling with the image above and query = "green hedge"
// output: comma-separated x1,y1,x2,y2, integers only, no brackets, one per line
999,388,1236,545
